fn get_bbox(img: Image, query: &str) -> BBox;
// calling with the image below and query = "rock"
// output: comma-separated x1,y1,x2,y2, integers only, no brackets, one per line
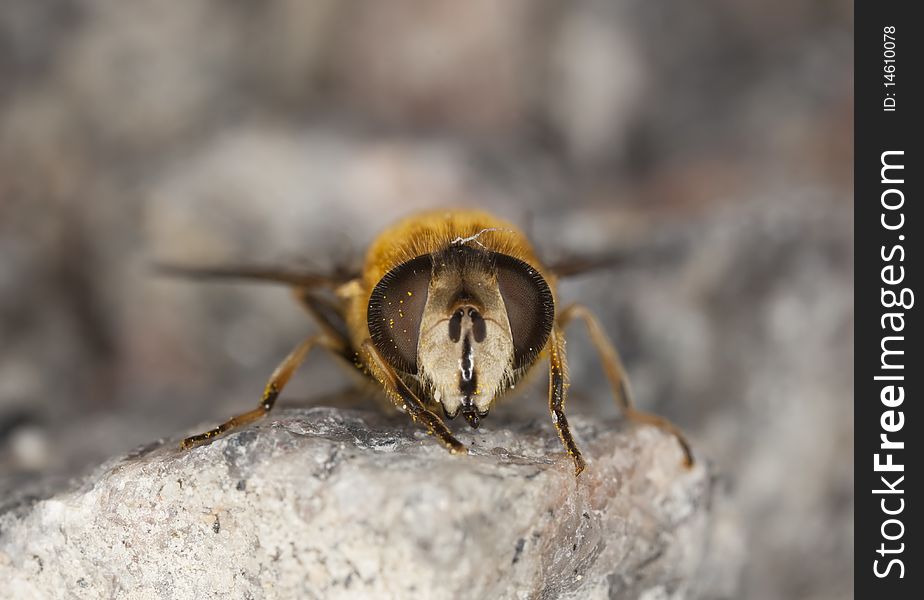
0,407,735,599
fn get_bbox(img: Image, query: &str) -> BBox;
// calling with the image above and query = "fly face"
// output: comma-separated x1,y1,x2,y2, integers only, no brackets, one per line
367,244,555,428
417,261,513,427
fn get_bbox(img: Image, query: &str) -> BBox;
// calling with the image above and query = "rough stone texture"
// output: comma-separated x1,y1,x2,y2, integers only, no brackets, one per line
0,407,735,599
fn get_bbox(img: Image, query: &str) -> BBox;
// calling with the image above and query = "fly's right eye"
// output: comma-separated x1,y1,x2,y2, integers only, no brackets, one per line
367,255,432,374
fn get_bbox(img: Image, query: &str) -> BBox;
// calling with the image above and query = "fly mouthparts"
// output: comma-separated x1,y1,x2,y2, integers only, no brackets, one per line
460,400,489,429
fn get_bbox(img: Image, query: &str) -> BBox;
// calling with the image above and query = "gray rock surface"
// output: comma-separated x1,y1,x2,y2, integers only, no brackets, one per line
0,407,736,599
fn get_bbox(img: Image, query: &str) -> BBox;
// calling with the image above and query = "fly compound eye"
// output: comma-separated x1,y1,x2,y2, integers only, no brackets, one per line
493,254,555,370
367,254,433,374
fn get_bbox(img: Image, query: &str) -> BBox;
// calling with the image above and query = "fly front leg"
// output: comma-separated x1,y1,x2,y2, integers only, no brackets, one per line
361,340,466,455
558,304,694,467
181,333,335,449
548,327,587,476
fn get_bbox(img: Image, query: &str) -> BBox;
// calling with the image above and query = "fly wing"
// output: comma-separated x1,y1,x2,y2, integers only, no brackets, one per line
546,238,685,278
545,252,631,278
151,262,358,288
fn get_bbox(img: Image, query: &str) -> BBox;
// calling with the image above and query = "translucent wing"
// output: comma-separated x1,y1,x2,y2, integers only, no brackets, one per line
547,239,685,278
152,262,358,288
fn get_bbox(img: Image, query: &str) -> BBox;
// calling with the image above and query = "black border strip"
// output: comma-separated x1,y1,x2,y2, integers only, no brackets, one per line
856,3,922,596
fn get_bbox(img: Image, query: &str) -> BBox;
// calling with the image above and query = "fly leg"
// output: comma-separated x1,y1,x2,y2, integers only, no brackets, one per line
548,326,587,475
180,334,335,449
558,304,693,467
361,340,466,455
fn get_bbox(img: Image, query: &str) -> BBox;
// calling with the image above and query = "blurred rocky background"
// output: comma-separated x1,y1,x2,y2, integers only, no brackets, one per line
0,1,851,598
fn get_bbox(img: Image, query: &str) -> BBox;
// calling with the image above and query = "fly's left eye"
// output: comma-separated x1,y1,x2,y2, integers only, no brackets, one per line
494,254,555,370
367,255,432,374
